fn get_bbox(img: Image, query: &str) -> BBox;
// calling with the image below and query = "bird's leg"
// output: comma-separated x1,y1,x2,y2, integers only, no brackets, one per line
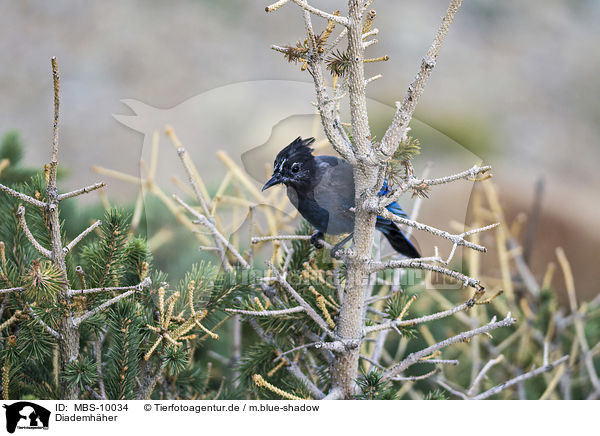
330,233,353,258
310,231,325,249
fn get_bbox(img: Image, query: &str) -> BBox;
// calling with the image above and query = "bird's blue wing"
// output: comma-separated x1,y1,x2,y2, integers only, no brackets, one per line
377,180,409,220
383,201,409,218
375,181,420,257
377,180,391,196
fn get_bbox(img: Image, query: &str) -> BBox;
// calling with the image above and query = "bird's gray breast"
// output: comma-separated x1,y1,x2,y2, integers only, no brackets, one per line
286,156,355,235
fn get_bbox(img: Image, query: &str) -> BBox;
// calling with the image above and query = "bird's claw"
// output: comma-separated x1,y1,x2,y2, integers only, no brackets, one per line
310,231,325,249
330,246,342,259
330,233,353,259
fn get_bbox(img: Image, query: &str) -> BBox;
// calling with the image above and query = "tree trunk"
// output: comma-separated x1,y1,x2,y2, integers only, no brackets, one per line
331,167,379,398
48,176,80,400
329,0,380,398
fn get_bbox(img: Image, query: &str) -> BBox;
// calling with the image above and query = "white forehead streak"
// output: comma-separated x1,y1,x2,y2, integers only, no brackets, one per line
277,158,287,171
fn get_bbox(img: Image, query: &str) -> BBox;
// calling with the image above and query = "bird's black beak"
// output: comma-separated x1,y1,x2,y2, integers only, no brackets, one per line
262,174,282,191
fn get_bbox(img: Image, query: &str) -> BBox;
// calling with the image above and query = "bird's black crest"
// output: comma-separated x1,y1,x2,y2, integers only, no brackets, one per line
274,137,315,167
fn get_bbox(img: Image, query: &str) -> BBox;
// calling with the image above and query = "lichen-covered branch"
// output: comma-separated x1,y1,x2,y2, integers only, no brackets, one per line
469,355,569,400
268,266,335,337
16,206,52,258
0,183,47,209
25,304,60,339
288,0,349,27
382,314,516,381
556,247,600,392
247,318,325,399
68,277,151,297
224,306,305,317
373,208,497,253
57,182,106,201
368,259,483,291
173,194,250,270
0,287,24,294
383,164,492,206
365,290,484,334
168,129,234,272
64,220,102,254
71,283,148,328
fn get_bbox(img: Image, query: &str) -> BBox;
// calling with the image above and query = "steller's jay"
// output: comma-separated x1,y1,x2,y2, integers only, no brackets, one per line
262,137,420,258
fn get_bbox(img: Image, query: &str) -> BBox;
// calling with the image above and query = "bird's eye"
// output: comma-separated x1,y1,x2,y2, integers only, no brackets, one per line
291,163,300,174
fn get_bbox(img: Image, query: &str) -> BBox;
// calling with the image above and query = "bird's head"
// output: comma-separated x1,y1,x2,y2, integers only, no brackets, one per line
262,137,316,191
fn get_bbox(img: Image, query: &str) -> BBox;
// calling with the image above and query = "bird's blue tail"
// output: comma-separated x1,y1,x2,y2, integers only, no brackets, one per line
376,181,420,257
376,219,420,258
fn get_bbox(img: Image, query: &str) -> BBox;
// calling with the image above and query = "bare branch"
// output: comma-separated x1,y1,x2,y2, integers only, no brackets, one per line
363,38,378,49
507,237,540,297
72,289,136,327
252,235,311,243
384,165,492,206
173,143,212,218
419,359,459,366
71,278,151,327
275,338,360,364
373,208,496,253
0,287,24,294
311,64,355,162
49,57,60,187
365,290,484,334
68,278,151,297
166,128,235,272
379,0,464,158
0,183,47,209
25,304,60,339
57,182,106,201
272,0,355,162
247,318,325,399
64,220,102,254
224,306,305,317
433,378,468,399
323,28,348,57
469,355,569,400
253,234,335,251
270,44,291,55
272,342,318,363
369,258,483,291
391,367,440,382
467,354,504,397
265,0,290,13
556,247,600,391
288,0,349,27
362,28,378,40
173,194,250,269
412,164,491,187
16,206,51,258
365,74,382,85
269,266,335,337
382,314,516,381
316,339,360,353
359,354,385,370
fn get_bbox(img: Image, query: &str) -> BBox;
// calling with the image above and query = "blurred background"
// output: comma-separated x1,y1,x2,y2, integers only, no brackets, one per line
0,0,598,300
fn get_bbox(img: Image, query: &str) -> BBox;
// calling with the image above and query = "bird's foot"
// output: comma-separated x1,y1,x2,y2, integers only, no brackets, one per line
330,247,344,259
310,231,325,249
330,233,353,259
